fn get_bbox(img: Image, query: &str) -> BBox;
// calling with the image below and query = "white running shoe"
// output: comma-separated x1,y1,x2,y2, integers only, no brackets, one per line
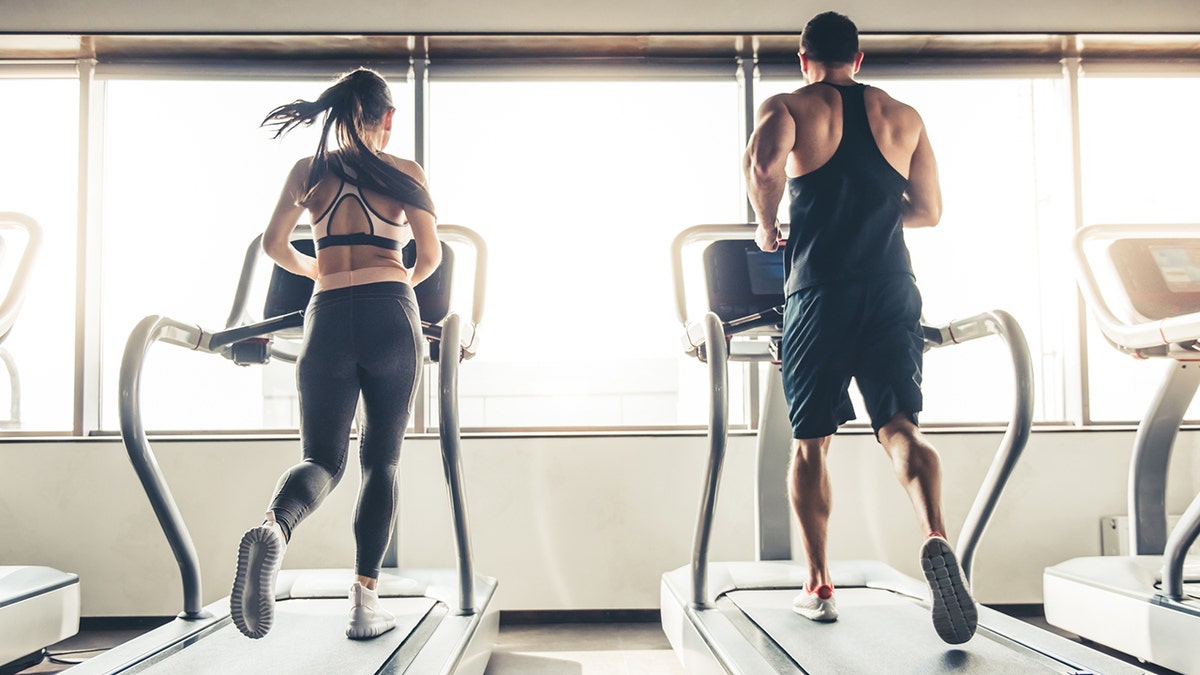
230,512,287,639
792,584,838,622
920,534,978,645
346,582,397,640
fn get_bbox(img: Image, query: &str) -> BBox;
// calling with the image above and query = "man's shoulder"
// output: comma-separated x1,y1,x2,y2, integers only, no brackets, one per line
765,86,833,113
863,85,921,119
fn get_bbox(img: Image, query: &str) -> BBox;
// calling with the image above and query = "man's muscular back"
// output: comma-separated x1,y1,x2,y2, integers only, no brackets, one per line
772,84,923,180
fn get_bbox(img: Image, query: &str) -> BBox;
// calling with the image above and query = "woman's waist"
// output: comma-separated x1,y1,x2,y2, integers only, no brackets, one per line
314,265,411,293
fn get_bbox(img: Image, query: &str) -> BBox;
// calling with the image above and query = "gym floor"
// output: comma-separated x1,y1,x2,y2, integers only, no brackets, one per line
15,609,1179,675
18,621,684,675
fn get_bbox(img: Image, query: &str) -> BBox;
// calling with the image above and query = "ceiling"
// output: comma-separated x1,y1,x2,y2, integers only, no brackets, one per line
1,33,1198,65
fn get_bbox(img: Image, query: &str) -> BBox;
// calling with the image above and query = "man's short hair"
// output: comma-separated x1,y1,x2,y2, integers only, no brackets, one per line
801,12,860,64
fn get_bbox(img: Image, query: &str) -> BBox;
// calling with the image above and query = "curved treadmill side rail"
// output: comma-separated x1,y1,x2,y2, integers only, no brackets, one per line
0,212,44,425
0,212,43,344
99,226,491,673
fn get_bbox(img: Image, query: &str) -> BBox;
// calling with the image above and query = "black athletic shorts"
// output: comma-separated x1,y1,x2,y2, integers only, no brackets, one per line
781,273,925,439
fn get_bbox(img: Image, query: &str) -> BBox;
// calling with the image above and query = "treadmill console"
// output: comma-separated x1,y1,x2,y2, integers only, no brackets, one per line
1109,238,1200,320
702,240,786,322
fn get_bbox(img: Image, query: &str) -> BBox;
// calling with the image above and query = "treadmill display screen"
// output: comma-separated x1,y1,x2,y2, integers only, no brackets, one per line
1149,244,1200,293
745,249,786,296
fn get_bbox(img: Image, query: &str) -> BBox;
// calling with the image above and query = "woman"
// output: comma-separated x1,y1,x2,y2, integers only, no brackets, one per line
230,68,440,641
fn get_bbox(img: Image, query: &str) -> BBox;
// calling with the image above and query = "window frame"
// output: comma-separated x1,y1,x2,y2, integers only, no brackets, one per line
2,48,1198,435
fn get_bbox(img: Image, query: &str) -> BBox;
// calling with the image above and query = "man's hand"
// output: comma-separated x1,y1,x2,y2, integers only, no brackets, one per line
756,220,781,252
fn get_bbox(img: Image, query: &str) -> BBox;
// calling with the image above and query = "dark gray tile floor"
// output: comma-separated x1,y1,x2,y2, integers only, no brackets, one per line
18,627,151,673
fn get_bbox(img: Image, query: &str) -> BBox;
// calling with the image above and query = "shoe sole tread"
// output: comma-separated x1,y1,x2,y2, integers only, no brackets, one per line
230,527,283,639
920,538,978,645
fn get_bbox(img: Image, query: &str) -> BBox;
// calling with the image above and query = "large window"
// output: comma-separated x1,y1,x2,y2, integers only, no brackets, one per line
1079,75,1200,422
755,72,1074,424
3,52,1196,435
427,78,745,428
0,77,79,431
98,75,414,430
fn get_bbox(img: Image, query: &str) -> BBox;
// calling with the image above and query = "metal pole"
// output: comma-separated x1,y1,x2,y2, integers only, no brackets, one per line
1161,490,1200,600
1061,49,1089,426
1128,362,1200,555
0,349,19,426
755,369,792,561
737,55,757,224
438,313,476,614
74,59,103,436
691,311,728,608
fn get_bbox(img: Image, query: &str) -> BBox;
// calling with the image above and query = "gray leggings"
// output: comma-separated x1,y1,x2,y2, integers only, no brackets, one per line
268,281,423,579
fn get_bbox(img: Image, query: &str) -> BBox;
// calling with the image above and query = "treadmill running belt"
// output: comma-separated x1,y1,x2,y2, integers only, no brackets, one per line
133,597,436,675
728,589,1067,674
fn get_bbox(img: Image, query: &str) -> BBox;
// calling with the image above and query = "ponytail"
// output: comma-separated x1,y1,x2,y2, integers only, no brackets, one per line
262,68,436,218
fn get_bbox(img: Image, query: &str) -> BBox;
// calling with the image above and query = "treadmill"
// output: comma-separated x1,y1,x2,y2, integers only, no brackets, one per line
0,211,43,426
0,213,80,675
1044,223,1200,675
660,224,1146,674
67,225,497,675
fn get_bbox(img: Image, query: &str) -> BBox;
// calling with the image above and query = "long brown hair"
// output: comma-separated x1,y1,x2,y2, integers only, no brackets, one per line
262,67,436,217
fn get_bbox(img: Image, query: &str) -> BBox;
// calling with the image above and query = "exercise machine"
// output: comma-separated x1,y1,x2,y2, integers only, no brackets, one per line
0,212,80,675
1044,223,1200,674
67,225,496,675
661,224,1146,674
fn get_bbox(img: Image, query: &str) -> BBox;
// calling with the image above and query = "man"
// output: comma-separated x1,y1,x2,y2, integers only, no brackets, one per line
743,11,977,645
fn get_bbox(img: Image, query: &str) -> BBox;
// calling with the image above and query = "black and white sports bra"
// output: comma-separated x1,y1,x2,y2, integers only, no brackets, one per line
311,180,413,252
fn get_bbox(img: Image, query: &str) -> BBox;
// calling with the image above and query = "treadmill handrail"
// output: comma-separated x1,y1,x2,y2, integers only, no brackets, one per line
207,311,305,350
945,310,1035,580
119,315,212,619
437,312,477,613
438,225,488,331
0,212,44,342
120,314,301,618
1072,223,1200,350
691,312,729,608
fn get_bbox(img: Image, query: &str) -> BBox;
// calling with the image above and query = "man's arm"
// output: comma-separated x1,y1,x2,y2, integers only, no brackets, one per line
901,120,941,229
743,95,795,252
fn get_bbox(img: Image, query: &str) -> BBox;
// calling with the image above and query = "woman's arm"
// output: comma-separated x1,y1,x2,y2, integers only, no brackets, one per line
384,156,441,286
407,206,441,286
262,158,319,279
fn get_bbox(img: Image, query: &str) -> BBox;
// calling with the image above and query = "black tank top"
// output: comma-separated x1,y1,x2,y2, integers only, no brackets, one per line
784,82,912,297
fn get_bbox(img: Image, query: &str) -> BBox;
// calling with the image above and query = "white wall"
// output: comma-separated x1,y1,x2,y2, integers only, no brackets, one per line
0,0,1198,34
1,429,1197,617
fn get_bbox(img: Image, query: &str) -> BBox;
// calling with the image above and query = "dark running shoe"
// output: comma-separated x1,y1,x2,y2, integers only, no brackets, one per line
920,534,978,644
